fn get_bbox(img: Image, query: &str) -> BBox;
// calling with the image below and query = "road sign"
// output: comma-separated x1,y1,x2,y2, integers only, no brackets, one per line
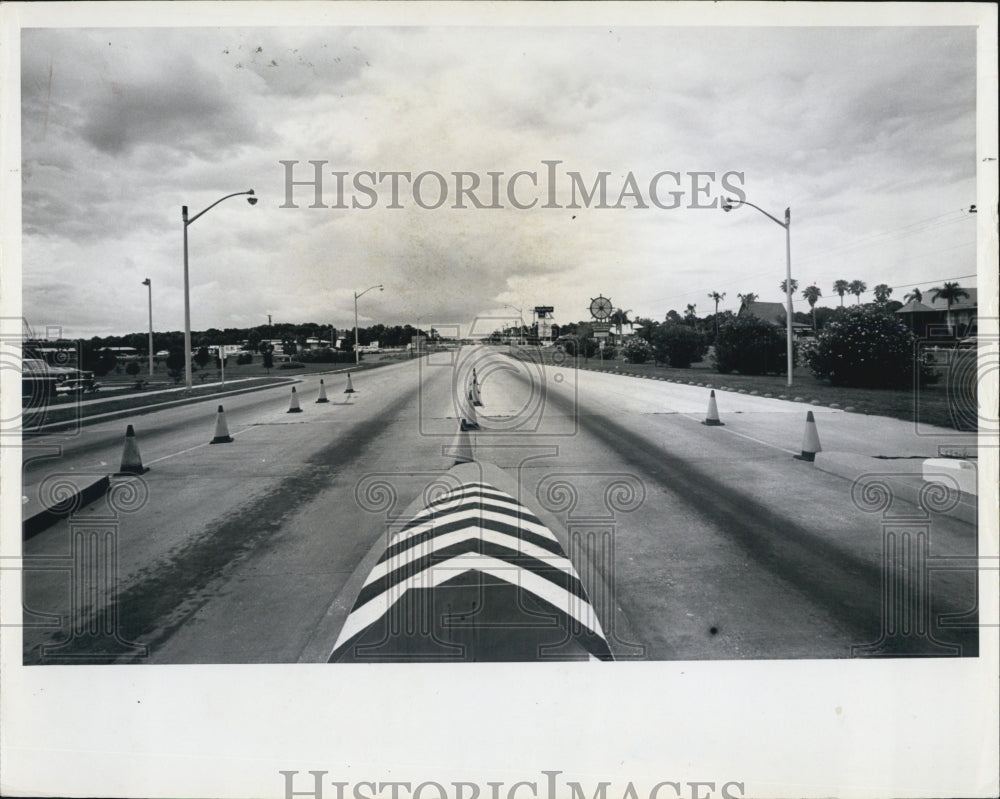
594,331,609,339
593,323,611,333
589,296,613,320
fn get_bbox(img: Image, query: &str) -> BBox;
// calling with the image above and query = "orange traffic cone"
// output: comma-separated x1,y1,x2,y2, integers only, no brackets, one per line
449,422,475,464
702,390,724,426
344,372,355,394
794,411,822,461
316,379,329,403
287,386,302,413
210,405,233,443
118,424,148,474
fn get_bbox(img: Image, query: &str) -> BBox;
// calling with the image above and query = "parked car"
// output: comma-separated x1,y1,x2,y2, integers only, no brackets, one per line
22,358,97,392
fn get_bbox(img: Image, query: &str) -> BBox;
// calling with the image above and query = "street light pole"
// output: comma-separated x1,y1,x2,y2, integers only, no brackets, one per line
354,284,384,365
142,278,153,377
504,304,525,346
722,197,794,387
182,189,256,390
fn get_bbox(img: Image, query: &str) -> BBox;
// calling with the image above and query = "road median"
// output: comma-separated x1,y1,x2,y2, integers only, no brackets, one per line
22,376,298,434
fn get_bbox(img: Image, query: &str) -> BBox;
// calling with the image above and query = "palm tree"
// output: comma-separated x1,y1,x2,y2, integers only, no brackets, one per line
903,287,923,304
609,308,632,342
802,285,822,333
737,292,758,314
833,279,850,306
848,280,867,305
872,284,893,304
930,282,970,336
708,291,726,337
779,278,799,314
684,303,697,327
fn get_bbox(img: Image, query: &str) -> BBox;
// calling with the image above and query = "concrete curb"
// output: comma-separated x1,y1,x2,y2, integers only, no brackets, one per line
22,474,111,540
812,452,977,526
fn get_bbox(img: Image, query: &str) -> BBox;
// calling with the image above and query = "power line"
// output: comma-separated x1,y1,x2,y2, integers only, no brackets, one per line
794,210,972,268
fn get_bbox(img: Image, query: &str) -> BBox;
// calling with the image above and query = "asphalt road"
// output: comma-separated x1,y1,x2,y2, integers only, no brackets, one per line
20,346,979,663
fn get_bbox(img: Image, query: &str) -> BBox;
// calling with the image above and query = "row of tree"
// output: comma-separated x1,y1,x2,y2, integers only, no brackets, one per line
60,322,434,361
695,280,971,335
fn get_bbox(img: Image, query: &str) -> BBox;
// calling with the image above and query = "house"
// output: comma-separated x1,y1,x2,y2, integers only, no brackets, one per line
739,301,812,336
895,288,977,338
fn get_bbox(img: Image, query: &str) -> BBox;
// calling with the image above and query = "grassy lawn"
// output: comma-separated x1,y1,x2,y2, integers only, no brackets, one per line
509,346,978,432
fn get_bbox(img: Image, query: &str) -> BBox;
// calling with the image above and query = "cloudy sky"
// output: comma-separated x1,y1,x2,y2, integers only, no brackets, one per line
19,21,979,338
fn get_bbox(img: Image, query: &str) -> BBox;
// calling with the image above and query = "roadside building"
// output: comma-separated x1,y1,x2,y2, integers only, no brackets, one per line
738,301,812,337
895,289,977,338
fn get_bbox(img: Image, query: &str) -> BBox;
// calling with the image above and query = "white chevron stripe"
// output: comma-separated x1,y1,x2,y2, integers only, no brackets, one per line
365,526,576,588
333,553,606,652
391,506,559,549
425,482,513,505
404,485,533,529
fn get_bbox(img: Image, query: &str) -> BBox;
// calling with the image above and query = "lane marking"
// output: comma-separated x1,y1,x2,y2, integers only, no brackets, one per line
681,415,800,455
144,427,254,466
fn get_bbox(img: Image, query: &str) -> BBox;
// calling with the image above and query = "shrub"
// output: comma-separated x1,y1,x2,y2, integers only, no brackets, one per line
622,338,654,364
92,349,118,377
124,360,145,388
277,361,306,370
805,306,935,388
713,317,790,375
600,345,617,360
165,349,185,372
652,323,708,368
165,349,185,384
556,336,597,358
236,352,254,366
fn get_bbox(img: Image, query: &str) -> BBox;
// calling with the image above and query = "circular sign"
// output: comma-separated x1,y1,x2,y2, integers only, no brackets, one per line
589,295,613,320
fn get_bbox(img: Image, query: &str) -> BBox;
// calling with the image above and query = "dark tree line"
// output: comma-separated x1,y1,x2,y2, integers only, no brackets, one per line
57,322,431,360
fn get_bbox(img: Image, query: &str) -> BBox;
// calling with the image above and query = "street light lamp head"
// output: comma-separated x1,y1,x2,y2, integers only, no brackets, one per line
721,197,736,213
247,190,258,206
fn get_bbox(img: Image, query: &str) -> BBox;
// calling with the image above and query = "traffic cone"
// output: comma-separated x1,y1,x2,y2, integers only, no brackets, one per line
287,386,303,413
449,422,475,464
118,424,148,474
344,372,355,394
209,405,233,443
794,411,822,461
461,400,481,431
316,379,329,403
702,390,724,426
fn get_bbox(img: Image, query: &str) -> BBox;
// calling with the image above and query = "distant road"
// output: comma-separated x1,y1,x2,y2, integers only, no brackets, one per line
21,346,978,663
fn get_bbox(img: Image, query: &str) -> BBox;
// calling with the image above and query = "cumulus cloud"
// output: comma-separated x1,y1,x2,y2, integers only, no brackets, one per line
18,24,978,337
